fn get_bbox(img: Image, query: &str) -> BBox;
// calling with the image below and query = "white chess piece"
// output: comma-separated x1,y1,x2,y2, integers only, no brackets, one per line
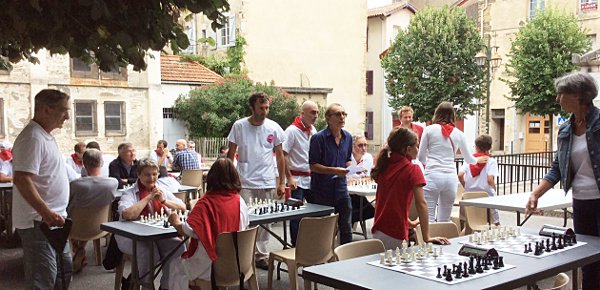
379,253,385,264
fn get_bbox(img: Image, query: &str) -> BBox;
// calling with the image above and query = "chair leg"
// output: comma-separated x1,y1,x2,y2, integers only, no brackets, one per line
93,239,102,266
267,255,275,290
248,273,259,290
288,262,298,290
304,275,312,290
114,256,124,290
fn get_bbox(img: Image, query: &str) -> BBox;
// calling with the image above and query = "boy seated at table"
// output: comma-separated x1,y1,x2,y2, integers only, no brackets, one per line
458,134,500,228
168,158,249,290
115,158,186,290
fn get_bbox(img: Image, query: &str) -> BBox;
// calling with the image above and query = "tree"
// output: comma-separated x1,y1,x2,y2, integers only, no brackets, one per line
382,7,483,122
0,0,230,71
504,8,589,150
174,74,302,137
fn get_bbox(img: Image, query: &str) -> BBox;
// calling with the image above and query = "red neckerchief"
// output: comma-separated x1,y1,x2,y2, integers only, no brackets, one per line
182,190,241,260
291,116,312,133
155,148,163,157
137,181,167,217
70,153,82,166
438,122,455,139
470,153,490,177
0,149,12,161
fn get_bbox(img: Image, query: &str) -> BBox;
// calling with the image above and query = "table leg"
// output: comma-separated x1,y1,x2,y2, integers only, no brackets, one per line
131,241,139,290
572,268,578,290
359,197,367,240
149,242,155,290
563,208,568,227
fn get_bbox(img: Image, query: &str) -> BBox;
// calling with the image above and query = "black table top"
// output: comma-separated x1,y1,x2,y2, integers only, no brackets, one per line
303,230,600,290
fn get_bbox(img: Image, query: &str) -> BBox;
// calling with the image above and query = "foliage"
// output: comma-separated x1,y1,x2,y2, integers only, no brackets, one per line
174,74,300,137
382,7,483,121
180,36,246,75
0,0,230,71
503,8,590,117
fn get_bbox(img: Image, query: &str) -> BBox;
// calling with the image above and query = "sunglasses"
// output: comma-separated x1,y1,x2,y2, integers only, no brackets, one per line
357,144,367,148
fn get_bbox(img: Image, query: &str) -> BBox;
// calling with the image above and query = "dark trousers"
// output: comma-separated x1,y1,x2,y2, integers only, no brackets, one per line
305,192,353,244
573,198,600,290
289,187,310,246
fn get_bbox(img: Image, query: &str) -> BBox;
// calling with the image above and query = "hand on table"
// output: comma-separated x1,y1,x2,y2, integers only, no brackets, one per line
428,236,450,245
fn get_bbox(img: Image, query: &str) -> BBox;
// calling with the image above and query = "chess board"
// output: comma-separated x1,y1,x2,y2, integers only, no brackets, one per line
132,219,172,229
461,233,586,258
248,204,307,216
367,252,514,285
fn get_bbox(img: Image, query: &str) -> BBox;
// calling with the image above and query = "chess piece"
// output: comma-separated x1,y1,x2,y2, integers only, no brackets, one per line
524,244,529,254
483,257,490,271
462,262,469,278
476,257,483,273
437,267,443,278
498,256,504,268
445,269,453,282
379,253,385,264
492,257,499,270
557,237,564,249
545,239,551,252
454,265,462,279
468,256,476,275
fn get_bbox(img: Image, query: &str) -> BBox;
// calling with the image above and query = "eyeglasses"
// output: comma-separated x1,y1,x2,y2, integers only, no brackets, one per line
357,144,368,148
329,111,348,118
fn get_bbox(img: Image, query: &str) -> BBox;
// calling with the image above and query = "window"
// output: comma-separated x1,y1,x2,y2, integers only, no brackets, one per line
366,70,374,95
581,0,598,12
365,111,374,140
219,16,236,47
105,102,126,135
588,34,597,50
182,20,196,54
70,57,126,80
100,66,127,81
529,0,545,19
74,101,97,136
163,107,177,119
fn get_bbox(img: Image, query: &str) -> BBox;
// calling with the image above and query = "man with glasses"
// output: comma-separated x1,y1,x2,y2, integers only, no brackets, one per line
308,103,353,244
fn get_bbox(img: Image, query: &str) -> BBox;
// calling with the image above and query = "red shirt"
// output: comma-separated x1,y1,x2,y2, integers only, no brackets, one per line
411,123,424,142
372,153,425,241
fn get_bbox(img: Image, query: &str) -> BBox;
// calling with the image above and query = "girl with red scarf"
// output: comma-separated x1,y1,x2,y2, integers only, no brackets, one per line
371,128,449,249
115,158,186,290
0,141,13,183
168,158,249,290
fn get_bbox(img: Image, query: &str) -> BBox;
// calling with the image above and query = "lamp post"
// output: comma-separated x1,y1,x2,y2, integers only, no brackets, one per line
475,40,502,134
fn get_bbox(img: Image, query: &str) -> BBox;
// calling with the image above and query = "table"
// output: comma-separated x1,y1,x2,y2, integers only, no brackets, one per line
303,229,600,290
459,189,571,227
101,202,334,289
0,183,13,240
347,186,376,240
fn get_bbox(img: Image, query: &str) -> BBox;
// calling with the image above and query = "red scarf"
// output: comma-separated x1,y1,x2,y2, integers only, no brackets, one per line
137,181,168,217
155,148,163,157
0,149,12,161
469,153,490,177
291,116,311,133
70,153,82,166
182,190,241,260
438,122,455,139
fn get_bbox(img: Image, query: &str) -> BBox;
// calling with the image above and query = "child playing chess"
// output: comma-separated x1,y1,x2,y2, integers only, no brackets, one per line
168,158,249,290
458,134,500,227
371,127,449,249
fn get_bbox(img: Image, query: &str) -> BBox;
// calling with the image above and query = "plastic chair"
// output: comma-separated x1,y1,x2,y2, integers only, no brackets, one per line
173,191,188,208
180,169,204,198
189,227,259,290
334,239,385,261
267,214,338,290
429,222,459,239
546,272,570,290
69,204,111,266
462,192,490,234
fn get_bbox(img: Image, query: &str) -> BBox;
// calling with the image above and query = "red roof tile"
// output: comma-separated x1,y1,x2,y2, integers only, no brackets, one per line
368,2,416,18
160,54,223,84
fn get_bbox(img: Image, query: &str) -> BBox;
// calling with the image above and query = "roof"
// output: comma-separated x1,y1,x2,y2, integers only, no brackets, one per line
160,54,223,84
368,2,416,18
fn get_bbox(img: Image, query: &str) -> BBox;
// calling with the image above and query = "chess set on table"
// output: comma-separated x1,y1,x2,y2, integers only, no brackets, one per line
247,198,305,216
367,240,513,285
347,178,377,191
132,209,189,229
461,226,585,258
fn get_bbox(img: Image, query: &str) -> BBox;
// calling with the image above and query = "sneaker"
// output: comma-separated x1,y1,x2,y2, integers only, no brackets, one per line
255,259,269,270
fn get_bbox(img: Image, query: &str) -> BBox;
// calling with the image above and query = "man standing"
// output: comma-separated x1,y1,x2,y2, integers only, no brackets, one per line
283,100,318,246
308,103,353,244
227,92,285,269
12,89,72,289
172,139,200,171
398,106,424,142
65,141,86,174
109,142,138,189
149,139,173,168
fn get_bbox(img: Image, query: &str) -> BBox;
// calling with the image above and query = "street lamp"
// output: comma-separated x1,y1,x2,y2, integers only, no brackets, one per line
475,42,502,134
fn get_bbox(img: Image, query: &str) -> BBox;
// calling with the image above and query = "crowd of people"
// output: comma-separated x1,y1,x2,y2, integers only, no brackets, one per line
6,71,600,289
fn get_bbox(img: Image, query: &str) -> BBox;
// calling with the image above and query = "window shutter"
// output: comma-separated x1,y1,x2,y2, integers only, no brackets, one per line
366,70,373,95
366,111,374,140
229,16,236,46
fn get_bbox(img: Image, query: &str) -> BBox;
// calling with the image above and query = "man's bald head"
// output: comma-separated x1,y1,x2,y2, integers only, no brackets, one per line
175,139,188,151
300,100,319,126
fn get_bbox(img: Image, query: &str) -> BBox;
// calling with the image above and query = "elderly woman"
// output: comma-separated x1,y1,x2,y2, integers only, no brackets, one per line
526,72,600,290
167,158,248,290
116,158,186,290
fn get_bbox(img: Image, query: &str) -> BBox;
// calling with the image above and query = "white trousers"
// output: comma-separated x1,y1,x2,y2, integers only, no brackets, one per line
240,188,275,261
424,172,458,223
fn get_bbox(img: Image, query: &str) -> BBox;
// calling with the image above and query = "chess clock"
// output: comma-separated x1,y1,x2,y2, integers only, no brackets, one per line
458,244,499,258
538,224,575,238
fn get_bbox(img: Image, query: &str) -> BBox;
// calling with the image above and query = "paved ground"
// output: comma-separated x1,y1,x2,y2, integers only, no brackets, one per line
0,209,578,290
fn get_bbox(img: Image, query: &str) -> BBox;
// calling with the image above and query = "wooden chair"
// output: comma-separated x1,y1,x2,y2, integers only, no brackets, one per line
429,222,460,239
267,214,338,290
189,227,259,290
462,192,490,234
69,204,111,266
334,239,385,261
180,169,204,198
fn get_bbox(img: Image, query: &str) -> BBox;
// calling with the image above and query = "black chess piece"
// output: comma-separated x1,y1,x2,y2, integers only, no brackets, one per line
462,262,469,278
545,239,551,252
437,267,442,278
476,257,483,273
492,257,499,270
445,269,453,281
163,220,169,228
498,256,504,268
468,257,476,275
557,237,564,249
572,234,577,244
527,243,532,253
451,264,456,274
539,241,545,251
551,235,557,250
483,257,490,271
454,266,462,279
524,244,529,254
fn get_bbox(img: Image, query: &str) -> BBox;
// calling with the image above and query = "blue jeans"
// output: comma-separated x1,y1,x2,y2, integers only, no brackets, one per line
18,223,72,290
573,198,600,290
289,187,310,246
305,192,353,244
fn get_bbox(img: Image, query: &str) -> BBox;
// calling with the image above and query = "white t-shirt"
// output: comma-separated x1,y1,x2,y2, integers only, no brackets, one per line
12,121,70,229
570,134,600,200
418,124,478,174
227,118,285,189
65,155,83,174
149,151,172,167
283,124,316,189
348,153,374,179
460,157,498,196
0,160,12,177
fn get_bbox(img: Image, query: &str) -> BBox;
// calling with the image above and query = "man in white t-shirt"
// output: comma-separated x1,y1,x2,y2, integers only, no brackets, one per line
283,100,318,246
12,89,72,289
65,141,86,174
148,139,173,168
227,92,286,269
